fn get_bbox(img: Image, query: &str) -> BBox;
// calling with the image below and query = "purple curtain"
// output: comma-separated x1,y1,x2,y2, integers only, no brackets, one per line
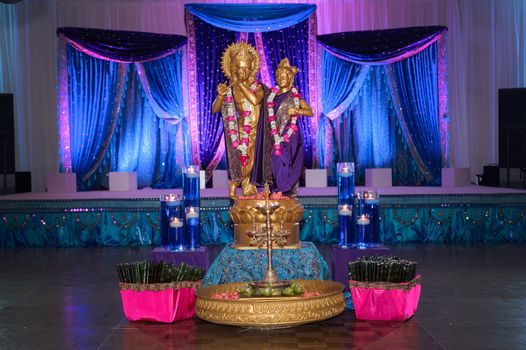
317,26,446,64
57,27,187,63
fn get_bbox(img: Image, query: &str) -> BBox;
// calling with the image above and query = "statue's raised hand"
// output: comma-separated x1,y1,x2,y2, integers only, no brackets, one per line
217,82,229,97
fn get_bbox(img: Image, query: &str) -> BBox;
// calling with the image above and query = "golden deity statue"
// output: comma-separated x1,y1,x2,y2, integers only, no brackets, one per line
212,42,264,199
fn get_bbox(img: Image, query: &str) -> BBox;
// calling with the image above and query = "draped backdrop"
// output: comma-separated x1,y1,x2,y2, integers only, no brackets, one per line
56,6,448,189
318,26,448,185
57,27,191,189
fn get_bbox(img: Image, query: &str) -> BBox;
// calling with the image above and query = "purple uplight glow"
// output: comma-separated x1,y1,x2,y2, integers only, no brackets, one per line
307,14,319,166
185,12,201,166
438,34,449,167
57,39,73,173
238,31,248,43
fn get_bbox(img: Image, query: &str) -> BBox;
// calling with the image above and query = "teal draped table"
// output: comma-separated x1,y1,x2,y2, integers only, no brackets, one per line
201,241,331,287
1,193,526,247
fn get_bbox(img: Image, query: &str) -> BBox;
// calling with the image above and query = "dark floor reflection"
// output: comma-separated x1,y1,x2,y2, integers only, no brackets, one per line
1,244,526,349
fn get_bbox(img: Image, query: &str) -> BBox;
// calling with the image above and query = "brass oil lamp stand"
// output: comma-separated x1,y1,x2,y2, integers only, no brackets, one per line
250,184,290,289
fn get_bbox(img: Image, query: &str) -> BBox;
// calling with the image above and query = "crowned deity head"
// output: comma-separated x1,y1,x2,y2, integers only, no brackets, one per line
221,42,260,84
275,58,299,91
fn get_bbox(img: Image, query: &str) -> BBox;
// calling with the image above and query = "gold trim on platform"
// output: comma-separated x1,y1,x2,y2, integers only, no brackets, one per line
195,280,345,327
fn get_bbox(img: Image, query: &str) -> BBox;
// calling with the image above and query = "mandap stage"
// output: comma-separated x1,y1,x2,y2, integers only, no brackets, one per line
1,186,525,248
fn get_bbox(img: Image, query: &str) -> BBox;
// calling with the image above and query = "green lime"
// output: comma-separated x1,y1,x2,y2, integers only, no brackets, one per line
293,284,304,294
241,287,254,297
282,287,294,296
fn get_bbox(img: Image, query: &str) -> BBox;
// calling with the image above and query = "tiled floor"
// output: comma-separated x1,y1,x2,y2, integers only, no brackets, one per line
1,244,525,349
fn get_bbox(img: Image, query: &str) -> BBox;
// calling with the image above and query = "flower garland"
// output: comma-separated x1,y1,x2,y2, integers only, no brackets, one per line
223,81,258,167
267,87,301,156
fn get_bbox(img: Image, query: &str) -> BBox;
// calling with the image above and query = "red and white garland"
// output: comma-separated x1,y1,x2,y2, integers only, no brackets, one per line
267,87,301,156
223,81,258,167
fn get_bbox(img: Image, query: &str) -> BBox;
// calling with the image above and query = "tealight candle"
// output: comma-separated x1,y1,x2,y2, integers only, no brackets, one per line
357,214,370,225
186,207,199,219
363,191,379,205
337,167,352,177
338,205,352,216
169,217,184,228
164,194,181,206
185,166,200,178
337,162,354,178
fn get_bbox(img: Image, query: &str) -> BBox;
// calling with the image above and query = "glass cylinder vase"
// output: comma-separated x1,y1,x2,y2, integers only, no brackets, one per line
160,194,184,251
184,206,200,250
356,190,380,248
337,162,355,248
338,204,354,248
183,165,200,208
337,162,355,205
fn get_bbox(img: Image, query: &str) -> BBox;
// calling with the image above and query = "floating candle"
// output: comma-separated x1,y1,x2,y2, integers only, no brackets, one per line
186,207,199,219
185,165,200,178
337,170,352,178
169,217,184,228
337,162,354,177
338,205,352,216
163,194,181,206
357,214,370,225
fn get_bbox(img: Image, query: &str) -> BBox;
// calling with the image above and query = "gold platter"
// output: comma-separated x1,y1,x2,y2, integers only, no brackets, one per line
195,279,345,328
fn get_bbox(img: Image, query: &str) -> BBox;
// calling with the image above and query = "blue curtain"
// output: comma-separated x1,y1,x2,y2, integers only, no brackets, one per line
109,69,189,188
67,46,122,183
66,45,189,190
319,57,432,186
138,51,185,122
59,27,189,190
343,67,425,185
318,27,445,185
320,50,370,118
185,4,315,33
349,68,395,169
57,28,190,190
318,50,369,178
386,44,442,184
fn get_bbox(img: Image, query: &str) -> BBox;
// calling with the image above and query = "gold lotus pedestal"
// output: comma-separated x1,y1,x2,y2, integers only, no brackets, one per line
195,280,345,327
230,196,304,249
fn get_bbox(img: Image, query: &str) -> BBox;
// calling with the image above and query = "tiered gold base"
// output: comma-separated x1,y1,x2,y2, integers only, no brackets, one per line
195,280,345,328
230,197,304,249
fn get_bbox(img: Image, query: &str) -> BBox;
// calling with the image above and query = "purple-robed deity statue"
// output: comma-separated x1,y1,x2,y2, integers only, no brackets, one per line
251,58,313,196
